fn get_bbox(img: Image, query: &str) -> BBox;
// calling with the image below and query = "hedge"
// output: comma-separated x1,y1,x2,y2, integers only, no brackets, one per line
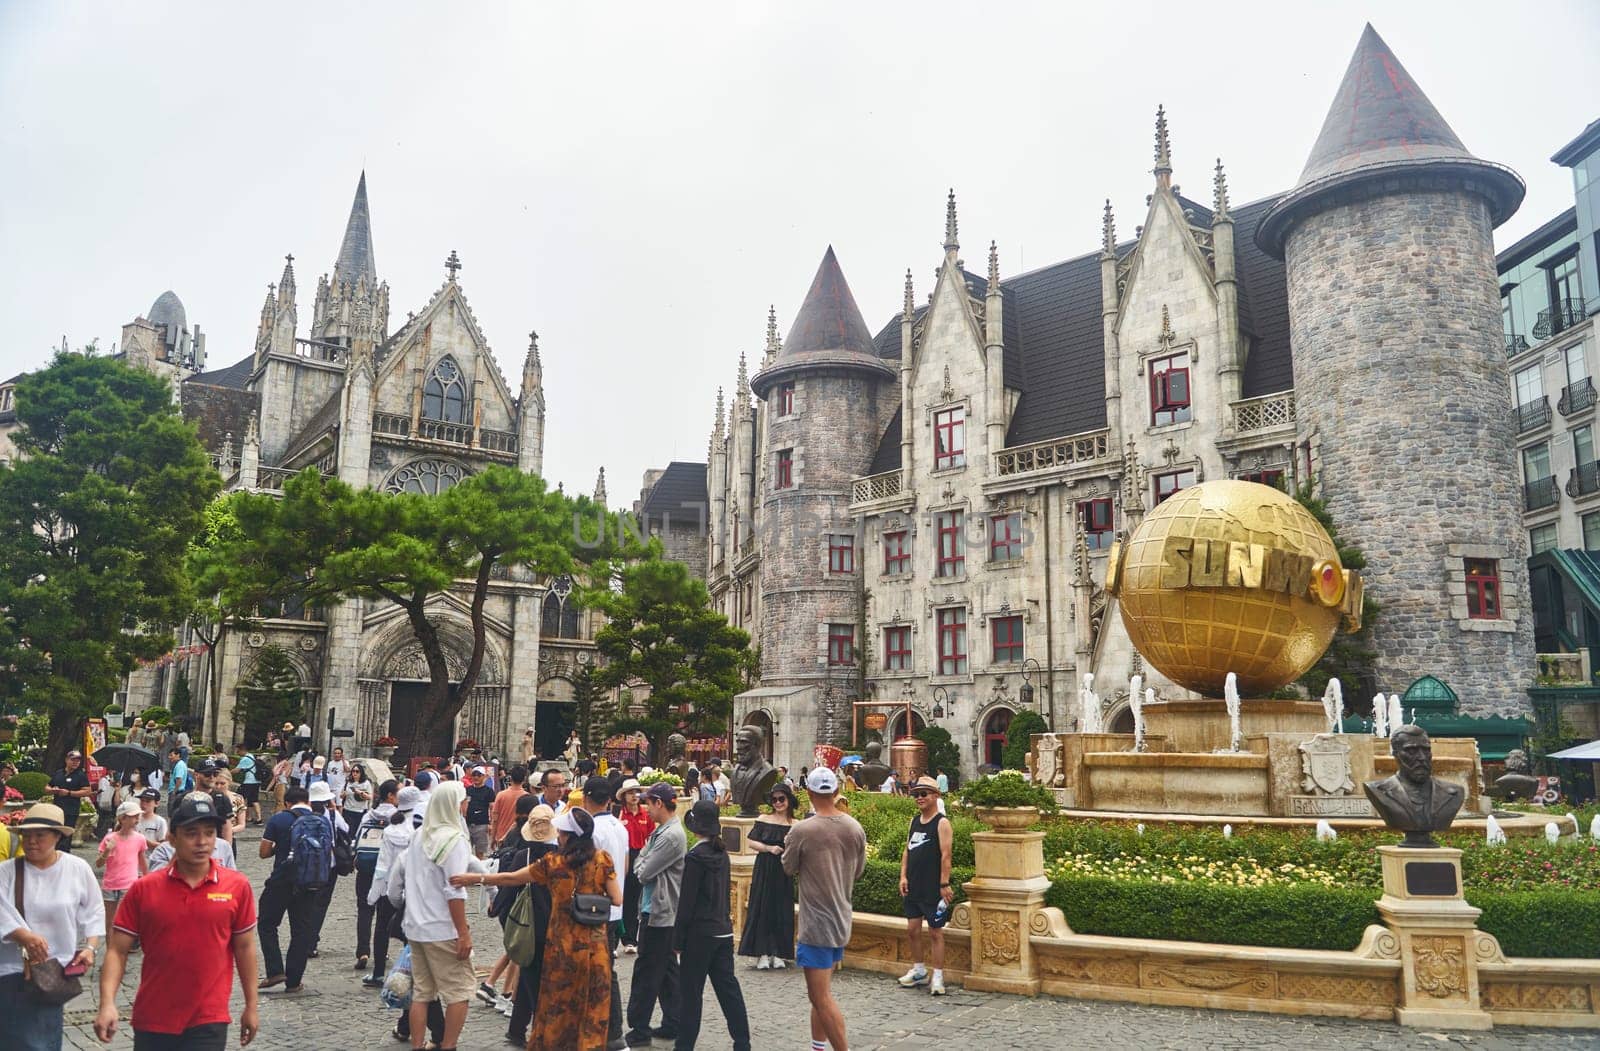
1477,889,1600,958
8,771,49,800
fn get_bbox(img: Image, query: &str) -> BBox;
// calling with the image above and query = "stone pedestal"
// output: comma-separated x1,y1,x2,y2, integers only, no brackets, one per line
1376,845,1494,1030
722,815,758,940
962,812,1050,996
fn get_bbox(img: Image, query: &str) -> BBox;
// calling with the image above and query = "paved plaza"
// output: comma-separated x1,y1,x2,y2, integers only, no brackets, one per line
57,828,1588,1050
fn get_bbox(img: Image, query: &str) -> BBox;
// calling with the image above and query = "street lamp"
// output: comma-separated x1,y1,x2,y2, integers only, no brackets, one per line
930,686,949,721
1020,658,1046,724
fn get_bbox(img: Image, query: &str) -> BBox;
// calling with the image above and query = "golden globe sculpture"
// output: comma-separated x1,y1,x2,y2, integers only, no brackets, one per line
1105,480,1363,698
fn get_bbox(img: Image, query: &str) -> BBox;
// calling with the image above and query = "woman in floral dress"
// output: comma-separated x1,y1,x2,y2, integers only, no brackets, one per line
456,805,621,1051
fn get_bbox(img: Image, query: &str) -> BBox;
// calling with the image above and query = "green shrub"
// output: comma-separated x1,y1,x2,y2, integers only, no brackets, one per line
1000,710,1048,770
959,770,1056,811
9,771,49,800
916,726,961,788
853,858,972,915
1476,889,1600,958
1044,876,1380,951
137,707,171,726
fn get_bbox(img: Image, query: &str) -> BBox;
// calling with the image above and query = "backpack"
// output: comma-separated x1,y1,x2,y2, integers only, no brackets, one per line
502,886,539,967
287,811,332,888
332,824,356,877
354,818,385,875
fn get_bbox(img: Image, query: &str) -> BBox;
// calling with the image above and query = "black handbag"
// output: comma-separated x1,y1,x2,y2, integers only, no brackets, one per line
14,859,84,1006
569,892,609,927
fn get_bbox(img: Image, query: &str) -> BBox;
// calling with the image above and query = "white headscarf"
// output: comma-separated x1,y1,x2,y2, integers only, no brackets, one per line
420,780,468,865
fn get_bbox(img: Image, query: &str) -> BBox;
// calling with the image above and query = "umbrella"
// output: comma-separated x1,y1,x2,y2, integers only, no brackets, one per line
1547,740,1600,761
352,757,395,787
93,743,159,776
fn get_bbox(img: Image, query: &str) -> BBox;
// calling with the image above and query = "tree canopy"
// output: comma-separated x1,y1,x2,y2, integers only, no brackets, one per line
0,351,218,766
586,553,752,754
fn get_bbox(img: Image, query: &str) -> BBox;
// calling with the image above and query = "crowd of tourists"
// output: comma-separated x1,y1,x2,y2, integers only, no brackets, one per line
0,730,962,1051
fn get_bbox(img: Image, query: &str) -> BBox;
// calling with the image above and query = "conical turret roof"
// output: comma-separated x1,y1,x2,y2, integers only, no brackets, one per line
1257,24,1522,256
334,172,378,287
750,246,894,397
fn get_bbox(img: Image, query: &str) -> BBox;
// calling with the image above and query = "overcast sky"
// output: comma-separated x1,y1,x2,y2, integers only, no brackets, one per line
2,2,1596,501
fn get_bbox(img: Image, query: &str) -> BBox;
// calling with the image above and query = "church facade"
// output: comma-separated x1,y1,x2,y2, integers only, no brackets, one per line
659,27,1538,778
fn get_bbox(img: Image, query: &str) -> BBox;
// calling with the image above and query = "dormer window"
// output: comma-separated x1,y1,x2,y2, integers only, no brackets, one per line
1149,352,1191,426
423,356,467,423
934,407,965,469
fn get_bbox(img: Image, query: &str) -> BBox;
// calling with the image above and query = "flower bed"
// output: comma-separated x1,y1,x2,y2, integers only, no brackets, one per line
837,793,1600,958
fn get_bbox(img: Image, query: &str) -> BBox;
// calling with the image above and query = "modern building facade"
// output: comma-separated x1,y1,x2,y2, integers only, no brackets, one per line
656,26,1540,777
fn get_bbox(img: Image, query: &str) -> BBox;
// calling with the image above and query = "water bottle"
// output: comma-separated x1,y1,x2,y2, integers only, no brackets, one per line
933,897,949,924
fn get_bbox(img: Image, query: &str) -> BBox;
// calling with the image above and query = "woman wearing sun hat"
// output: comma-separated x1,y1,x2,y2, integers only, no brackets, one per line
0,803,104,1051
613,776,651,953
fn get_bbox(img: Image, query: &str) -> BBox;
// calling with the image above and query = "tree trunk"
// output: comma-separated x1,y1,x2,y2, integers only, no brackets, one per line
401,558,497,761
46,707,83,774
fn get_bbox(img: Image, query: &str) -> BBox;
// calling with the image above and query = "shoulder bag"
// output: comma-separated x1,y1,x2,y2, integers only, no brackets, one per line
14,858,84,1005
569,857,610,927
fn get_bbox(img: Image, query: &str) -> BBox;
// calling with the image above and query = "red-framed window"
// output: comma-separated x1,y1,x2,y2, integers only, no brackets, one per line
1465,559,1501,620
883,626,912,672
1078,498,1114,550
1153,468,1195,505
776,449,793,489
934,407,966,469
935,511,964,577
990,512,1022,562
883,530,909,575
827,623,855,665
1149,352,1192,426
992,615,1024,664
778,383,795,416
827,534,855,574
1238,469,1285,490
936,607,968,676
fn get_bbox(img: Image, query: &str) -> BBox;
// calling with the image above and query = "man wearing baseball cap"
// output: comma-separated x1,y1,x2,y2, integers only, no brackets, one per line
96,794,261,1049
897,776,954,995
783,766,866,1051
46,749,92,851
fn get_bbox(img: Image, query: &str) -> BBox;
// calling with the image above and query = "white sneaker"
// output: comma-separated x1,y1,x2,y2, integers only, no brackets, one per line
496,995,515,1016
931,973,947,996
898,966,928,988
755,955,771,970
771,957,787,969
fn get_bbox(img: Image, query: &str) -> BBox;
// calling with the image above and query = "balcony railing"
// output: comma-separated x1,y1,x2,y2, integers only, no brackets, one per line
994,427,1113,478
1570,460,1600,499
371,411,519,455
1514,397,1551,434
1231,390,1296,434
850,470,903,504
1533,298,1588,341
1505,334,1530,357
1561,377,1597,416
257,466,297,492
1524,475,1560,512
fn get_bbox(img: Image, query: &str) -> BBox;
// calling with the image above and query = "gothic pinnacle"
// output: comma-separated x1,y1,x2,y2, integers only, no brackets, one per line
526,330,541,366
1213,157,1231,219
903,269,915,317
987,241,999,292
943,188,959,255
737,351,749,396
1154,104,1172,182
765,304,780,357
1102,199,1116,255
714,386,725,435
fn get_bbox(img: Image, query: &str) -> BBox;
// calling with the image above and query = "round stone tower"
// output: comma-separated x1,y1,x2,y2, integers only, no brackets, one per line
750,247,897,745
1257,25,1531,716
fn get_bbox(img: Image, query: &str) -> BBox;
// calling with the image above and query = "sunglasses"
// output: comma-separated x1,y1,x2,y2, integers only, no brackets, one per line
911,790,935,798
768,796,788,804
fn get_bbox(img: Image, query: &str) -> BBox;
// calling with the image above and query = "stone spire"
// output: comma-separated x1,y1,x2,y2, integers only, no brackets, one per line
278,254,297,304
764,305,780,364
943,188,960,261
1101,200,1116,257
987,241,1000,293
593,467,607,505
1213,158,1230,220
333,172,377,289
1153,105,1172,188
736,351,749,398
714,386,725,437
903,268,915,317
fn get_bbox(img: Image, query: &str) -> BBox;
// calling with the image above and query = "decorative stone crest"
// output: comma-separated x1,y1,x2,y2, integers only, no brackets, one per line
246,632,265,647
298,636,318,651
940,365,955,403
1031,732,1062,788
1413,936,1467,1000
978,911,1020,965
1299,734,1355,796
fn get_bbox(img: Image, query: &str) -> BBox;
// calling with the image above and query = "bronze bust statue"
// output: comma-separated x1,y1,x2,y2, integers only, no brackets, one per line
1362,725,1465,848
729,724,778,818
853,739,893,792
663,733,690,782
1491,747,1539,802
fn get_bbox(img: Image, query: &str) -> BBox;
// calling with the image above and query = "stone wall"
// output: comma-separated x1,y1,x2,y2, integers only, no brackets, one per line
1284,189,1534,717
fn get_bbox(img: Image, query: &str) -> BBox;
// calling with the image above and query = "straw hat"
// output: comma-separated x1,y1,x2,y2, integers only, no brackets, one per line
522,803,556,843
16,803,75,835
613,777,642,802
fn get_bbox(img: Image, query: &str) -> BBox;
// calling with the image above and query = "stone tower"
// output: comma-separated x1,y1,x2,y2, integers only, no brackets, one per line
749,247,897,744
312,172,390,349
1257,25,1532,716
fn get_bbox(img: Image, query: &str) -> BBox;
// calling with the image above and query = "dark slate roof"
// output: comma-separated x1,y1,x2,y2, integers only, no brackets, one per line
641,461,708,527
1232,198,1294,398
868,407,902,474
752,247,895,397
181,381,257,455
1497,206,1577,272
334,172,378,288
1257,24,1522,255
279,388,343,467
186,353,253,390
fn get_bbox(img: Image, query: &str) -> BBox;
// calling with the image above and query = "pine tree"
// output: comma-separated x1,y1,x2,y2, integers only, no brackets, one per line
1294,481,1381,711
233,645,304,749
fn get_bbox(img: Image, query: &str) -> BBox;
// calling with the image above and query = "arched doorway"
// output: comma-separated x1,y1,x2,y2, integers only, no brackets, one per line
1108,706,1135,735
535,677,576,760
982,707,1014,768
888,709,926,741
742,710,774,762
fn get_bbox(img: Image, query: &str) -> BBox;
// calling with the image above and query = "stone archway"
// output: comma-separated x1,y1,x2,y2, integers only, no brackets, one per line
535,676,576,761
356,610,511,757
742,710,775,762
981,706,1015,769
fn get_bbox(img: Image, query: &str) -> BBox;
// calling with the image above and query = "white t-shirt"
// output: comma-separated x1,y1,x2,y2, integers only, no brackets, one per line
135,814,168,849
0,853,105,977
325,759,349,798
396,835,471,944
148,769,164,792
589,811,628,922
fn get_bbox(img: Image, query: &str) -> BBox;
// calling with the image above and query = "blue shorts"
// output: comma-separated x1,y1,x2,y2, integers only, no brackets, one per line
795,942,845,970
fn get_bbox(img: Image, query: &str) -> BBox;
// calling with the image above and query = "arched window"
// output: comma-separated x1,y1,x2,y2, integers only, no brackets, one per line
384,459,468,495
560,600,582,639
982,707,1014,769
541,593,562,637
422,356,467,423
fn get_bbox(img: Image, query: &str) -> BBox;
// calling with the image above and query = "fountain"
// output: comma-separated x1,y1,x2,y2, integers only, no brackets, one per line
1027,480,1519,832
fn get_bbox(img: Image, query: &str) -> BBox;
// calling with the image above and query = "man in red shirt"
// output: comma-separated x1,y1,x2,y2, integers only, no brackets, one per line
488,764,529,846
93,794,261,1050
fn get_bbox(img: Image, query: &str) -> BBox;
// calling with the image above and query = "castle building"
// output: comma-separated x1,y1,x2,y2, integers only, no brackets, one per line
658,25,1539,777
9,174,605,759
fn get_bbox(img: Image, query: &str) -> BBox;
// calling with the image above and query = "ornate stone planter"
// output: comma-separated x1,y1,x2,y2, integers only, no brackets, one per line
974,805,1040,832
373,745,397,763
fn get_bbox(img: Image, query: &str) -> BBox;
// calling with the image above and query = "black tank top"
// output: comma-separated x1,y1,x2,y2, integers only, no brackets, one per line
904,812,946,900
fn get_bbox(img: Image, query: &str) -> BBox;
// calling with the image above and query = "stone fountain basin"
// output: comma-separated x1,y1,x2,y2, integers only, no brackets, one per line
1081,750,1273,817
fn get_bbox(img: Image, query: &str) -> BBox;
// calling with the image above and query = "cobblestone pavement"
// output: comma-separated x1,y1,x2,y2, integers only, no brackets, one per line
63,828,1591,1050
